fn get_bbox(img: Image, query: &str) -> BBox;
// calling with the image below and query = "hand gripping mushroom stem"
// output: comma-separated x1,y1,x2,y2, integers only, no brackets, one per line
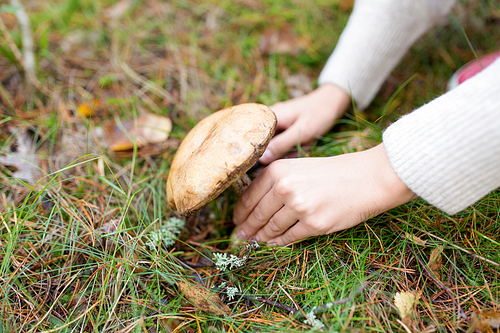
166,103,277,216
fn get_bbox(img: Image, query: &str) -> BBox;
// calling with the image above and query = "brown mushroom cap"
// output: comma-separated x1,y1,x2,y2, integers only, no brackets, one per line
166,103,276,216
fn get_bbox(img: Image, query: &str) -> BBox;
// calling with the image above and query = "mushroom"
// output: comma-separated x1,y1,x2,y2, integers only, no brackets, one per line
167,103,277,216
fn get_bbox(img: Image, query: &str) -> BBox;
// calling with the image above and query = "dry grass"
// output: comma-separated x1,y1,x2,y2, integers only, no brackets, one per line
0,0,499,332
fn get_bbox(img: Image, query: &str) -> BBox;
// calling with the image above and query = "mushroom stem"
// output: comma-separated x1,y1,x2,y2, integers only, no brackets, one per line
230,173,251,197
229,173,252,248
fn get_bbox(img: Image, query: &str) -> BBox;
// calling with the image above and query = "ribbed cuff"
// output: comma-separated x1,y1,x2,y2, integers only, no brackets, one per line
383,59,500,214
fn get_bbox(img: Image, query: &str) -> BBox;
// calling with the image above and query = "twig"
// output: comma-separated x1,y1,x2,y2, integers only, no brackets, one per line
242,294,298,314
391,223,470,323
10,0,35,78
0,4,50,95
278,283,299,310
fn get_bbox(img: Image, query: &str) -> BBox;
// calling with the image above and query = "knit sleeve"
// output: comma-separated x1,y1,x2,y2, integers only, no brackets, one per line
318,0,456,109
383,58,500,214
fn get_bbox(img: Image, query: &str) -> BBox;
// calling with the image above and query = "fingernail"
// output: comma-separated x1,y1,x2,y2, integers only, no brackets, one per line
268,242,277,246
260,149,273,163
237,229,247,239
250,234,260,242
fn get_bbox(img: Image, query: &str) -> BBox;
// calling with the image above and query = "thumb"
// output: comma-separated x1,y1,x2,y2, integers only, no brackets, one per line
259,124,305,164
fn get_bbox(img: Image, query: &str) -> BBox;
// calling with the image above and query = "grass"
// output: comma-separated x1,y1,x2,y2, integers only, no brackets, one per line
0,0,499,332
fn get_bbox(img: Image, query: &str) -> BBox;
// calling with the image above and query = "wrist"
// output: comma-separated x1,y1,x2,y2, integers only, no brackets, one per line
368,144,415,212
315,83,351,115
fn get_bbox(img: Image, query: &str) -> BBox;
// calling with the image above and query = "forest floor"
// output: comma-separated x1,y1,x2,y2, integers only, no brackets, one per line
0,0,499,332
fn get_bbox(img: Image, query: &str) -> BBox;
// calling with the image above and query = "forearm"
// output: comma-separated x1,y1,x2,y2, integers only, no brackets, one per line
383,58,500,214
319,0,456,109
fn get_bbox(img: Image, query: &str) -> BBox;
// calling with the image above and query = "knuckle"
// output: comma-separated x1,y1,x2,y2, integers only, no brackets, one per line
240,191,252,209
290,196,310,215
251,206,265,224
267,218,282,233
266,161,283,177
273,177,293,197
282,230,297,245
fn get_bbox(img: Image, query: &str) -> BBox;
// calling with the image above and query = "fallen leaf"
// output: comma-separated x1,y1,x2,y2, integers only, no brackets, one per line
77,100,100,117
404,232,427,246
427,246,443,280
0,127,40,182
394,291,420,319
259,24,304,55
471,309,500,332
394,291,421,332
177,280,230,316
339,0,354,12
105,111,172,151
0,12,17,29
161,317,196,333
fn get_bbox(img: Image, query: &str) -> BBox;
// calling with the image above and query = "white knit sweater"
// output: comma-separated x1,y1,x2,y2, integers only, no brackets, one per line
318,0,500,214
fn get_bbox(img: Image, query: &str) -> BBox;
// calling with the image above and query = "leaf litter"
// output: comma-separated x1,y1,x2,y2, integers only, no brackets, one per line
0,0,499,332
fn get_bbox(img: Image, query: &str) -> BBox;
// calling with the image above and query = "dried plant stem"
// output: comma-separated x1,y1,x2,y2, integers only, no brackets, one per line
10,0,34,78
243,294,298,314
0,2,50,95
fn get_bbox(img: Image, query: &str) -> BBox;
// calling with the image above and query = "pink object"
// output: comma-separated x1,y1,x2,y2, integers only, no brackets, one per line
447,51,500,90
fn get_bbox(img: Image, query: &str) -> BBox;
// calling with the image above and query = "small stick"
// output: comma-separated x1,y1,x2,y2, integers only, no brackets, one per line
242,294,298,314
10,0,35,78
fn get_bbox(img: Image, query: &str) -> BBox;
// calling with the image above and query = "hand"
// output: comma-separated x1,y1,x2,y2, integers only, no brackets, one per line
259,84,351,164
234,144,415,246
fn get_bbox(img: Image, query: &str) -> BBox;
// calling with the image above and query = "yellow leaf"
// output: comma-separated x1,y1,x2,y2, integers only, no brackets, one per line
405,232,427,246
77,104,93,117
77,100,100,117
394,291,421,319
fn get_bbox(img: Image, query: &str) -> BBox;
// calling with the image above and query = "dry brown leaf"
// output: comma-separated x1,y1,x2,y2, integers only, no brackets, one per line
177,280,230,316
428,246,443,280
339,0,354,12
259,24,304,55
471,309,500,332
0,12,17,29
404,232,427,246
105,111,172,151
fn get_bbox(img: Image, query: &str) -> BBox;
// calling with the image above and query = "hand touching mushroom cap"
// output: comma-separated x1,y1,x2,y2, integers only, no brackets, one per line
167,103,277,216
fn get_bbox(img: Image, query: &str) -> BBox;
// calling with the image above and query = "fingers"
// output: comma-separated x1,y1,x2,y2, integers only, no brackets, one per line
233,167,275,225
267,222,317,246
254,205,298,242
234,189,285,240
259,123,306,164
